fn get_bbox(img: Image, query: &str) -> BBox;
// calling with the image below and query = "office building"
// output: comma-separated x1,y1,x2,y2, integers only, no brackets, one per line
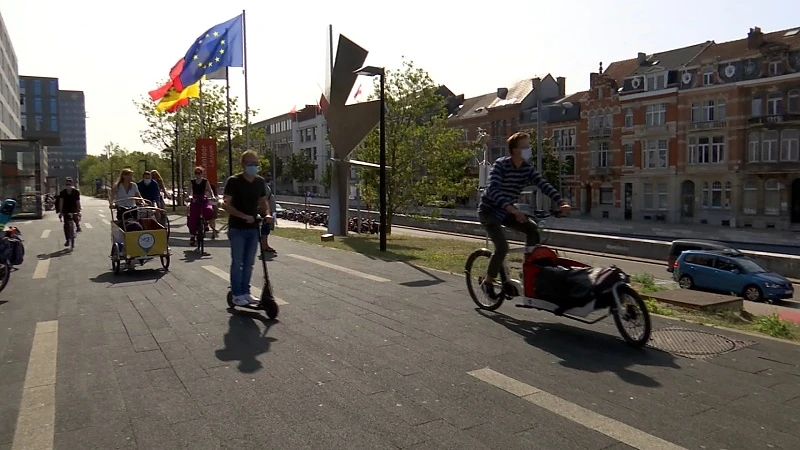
48,90,86,184
0,12,21,139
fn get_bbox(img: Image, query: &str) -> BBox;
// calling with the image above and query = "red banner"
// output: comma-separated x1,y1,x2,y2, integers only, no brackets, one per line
195,138,218,188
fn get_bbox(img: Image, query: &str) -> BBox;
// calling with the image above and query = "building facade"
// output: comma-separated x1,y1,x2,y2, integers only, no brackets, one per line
291,105,328,195
47,90,86,185
19,76,61,147
0,12,20,140
252,112,293,192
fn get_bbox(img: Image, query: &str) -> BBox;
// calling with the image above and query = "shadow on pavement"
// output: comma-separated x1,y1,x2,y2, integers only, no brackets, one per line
90,268,166,284
477,309,679,388
215,313,277,373
0,301,7,307
181,249,210,262
169,231,230,248
399,262,445,287
37,249,72,260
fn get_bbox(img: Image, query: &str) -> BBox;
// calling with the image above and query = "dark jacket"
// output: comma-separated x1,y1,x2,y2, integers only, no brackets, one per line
137,179,161,203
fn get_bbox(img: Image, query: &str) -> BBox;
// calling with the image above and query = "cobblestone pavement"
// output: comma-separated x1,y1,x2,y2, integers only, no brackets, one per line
1,197,799,449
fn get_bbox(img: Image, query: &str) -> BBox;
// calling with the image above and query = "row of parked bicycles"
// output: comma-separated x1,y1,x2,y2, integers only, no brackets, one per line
279,208,380,234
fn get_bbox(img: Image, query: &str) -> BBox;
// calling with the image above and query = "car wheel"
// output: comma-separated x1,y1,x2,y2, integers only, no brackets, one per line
743,284,763,302
678,275,694,289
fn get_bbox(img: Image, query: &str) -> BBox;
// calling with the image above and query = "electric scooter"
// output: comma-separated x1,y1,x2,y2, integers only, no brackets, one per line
226,215,279,319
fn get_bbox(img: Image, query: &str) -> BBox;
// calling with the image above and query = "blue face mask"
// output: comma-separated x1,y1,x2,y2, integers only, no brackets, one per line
244,164,259,175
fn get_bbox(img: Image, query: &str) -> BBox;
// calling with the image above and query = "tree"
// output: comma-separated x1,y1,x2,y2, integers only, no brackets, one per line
284,152,317,186
77,142,172,194
352,58,475,231
133,81,258,185
319,162,332,190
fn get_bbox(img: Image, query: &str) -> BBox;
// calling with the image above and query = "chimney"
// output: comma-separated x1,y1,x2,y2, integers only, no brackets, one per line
497,87,508,99
748,26,764,50
556,77,566,97
637,52,647,65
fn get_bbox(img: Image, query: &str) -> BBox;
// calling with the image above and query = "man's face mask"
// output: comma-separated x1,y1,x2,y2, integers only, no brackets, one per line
244,164,259,175
520,147,533,160
65,184,73,190
143,178,152,185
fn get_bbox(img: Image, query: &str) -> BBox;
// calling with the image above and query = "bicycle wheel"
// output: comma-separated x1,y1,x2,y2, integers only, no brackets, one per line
197,217,205,254
465,249,504,311
0,259,10,293
612,285,652,348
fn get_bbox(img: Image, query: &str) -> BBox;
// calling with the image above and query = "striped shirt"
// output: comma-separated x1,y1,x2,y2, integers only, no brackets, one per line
479,156,562,220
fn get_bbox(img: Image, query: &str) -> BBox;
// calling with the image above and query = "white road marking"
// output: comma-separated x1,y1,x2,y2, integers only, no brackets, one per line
18,221,31,225
12,320,58,450
468,368,687,450
101,219,110,225
202,265,288,305
32,259,50,280
286,253,391,283
98,213,106,218
84,223,93,229
40,230,50,239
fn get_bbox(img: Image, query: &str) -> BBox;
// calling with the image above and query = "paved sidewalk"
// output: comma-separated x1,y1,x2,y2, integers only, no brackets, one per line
1,197,799,449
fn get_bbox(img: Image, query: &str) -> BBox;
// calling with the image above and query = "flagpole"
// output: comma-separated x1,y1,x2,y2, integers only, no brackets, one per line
242,9,250,151
225,67,233,178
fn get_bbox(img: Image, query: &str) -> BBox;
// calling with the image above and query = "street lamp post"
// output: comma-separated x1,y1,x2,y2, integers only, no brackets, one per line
354,65,387,252
216,125,234,178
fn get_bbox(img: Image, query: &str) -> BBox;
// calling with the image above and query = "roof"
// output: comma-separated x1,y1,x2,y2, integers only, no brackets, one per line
558,91,589,104
686,26,800,66
602,58,639,83
448,92,495,121
629,42,713,75
487,78,534,109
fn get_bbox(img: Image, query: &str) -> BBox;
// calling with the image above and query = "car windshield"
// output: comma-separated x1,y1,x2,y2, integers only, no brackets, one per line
735,257,767,274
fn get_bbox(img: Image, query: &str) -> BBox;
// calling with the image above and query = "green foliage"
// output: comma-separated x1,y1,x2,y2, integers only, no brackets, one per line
352,58,476,229
755,314,796,339
320,162,332,190
77,142,172,192
284,152,316,183
133,80,260,183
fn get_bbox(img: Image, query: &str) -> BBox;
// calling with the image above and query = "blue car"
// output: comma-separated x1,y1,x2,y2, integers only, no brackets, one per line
674,250,794,303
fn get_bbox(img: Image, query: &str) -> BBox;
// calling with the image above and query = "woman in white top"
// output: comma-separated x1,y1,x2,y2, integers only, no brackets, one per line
109,168,142,221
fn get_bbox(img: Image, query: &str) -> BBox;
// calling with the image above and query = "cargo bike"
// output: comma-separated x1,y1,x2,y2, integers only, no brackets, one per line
109,201,171,274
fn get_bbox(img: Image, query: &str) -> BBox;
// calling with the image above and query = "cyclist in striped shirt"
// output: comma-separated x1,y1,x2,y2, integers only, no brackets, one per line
478,131,571,299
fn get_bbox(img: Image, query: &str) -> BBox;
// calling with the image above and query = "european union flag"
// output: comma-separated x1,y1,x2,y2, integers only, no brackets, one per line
175,14,244,91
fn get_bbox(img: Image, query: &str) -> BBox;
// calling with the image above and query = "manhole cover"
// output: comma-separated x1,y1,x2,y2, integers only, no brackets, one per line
647,327,754,359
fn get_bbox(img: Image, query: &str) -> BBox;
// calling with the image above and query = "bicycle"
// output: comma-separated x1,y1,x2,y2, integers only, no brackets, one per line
189,198,209,255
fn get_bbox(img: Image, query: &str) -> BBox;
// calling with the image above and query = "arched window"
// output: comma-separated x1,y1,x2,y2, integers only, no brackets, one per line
764,179,781,215
724,181,731,209
702,182,710,207
711,181,723,208
743,181,758,214
780,129,800,161
748,132,760,162
762,131,779,162
789,89,800,113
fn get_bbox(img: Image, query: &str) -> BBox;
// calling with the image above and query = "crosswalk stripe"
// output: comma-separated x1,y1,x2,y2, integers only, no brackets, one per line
41,230,50,239
84,223,93,229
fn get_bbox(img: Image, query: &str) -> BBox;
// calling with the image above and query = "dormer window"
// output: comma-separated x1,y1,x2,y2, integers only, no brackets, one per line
703,70,714,86
645,71,667,91
768,59,782,76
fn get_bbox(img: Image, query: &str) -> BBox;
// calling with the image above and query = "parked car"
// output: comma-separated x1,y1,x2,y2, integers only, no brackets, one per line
274,203,285,218
666,239,742,273
674,250,794,302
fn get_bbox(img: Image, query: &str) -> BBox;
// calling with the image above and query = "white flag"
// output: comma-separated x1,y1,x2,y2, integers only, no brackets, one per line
206,67,227,80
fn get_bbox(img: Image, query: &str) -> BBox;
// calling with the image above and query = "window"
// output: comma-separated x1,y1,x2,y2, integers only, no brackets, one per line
657,183,668,210
762,131,779,161
643,183,654,209
708,181,724,208
742,181,757,214
781,129,800,161
624,108,633,127
752,96,762,116
552,127,576,151
789,90,800,113
712,136,725,163
767,92,783,115
748,132,761,162
645,104,666,126
703,70,714,85
646,73,666,91
33,80,41,96
692,100,726,122
768,59,781,76
764,179,780,215
600,187,613,205
49,98,56,112
19,93,24,106
49,79,57,94
591,141,610,168
49,116,57,131
643,139,668,168
34,115,42,131
623,144,634,167
34,97,42,113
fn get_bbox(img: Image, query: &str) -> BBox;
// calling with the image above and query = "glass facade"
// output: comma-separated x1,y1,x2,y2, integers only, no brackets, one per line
0,139,48,218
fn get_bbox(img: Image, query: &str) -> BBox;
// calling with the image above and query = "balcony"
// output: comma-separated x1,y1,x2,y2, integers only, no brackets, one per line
689,120,728,132
748,114,800,127
743,160,800,173
588,128,612,138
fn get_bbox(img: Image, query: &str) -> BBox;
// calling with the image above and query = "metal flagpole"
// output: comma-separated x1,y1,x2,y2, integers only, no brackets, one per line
176,109,183,207
225,67,233,178
242,9,250,151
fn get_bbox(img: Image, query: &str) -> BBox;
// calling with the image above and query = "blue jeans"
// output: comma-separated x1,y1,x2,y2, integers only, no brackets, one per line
228,227,260,296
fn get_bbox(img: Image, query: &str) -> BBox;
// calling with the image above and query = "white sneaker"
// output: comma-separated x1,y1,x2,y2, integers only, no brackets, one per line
232,295,251,306
243,293,260,304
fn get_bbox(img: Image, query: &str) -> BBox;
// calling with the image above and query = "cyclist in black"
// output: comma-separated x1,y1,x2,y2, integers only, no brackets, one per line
55,177,82,246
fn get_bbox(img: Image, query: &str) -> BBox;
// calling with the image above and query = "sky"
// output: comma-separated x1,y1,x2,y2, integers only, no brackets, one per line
2,0,797,155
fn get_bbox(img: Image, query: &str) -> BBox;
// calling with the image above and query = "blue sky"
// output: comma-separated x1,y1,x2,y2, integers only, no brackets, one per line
2,0,796,154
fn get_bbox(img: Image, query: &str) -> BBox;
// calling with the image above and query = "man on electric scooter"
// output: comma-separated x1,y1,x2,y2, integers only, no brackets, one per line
56,177,82,247
221,150,271,306
478,132,571,304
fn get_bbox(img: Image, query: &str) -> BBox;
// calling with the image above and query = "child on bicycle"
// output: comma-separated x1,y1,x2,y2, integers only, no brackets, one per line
188,166,215,246
478,132,571,301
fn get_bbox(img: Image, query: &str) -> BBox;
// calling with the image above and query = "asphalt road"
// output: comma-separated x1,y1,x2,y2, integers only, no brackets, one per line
2,196,800,449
